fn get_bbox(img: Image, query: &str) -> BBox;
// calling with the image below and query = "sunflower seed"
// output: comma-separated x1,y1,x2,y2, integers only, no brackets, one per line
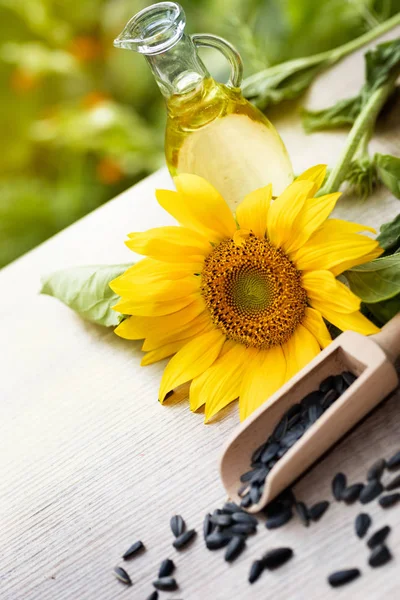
206,532,232,550
250,467,269,485
238,484,250,497
308,501,329,522
261,442,280,464
342,483,364,504
113,566,132,586
210,514,232,527
265,508,293,529
333,374,346,394
152,577,178,591
170,515,185,538
224,536,246,562
308,403,323,424
367,458,386,481
146,591,159,600
295,501,309,527
262,547,293,570
122,540,145,560
249,485,262,504
319,375,335,393
281,429,301,449
332,472,347,500
323,390,340,410
223,502,242,514
158,559,175,578
251,442,267,464
342,371,357,386
386,473,400,491
240,469,255,483
355,513,371,539
230,523,256,535
272,415,288,441
369,544,392,567
203,513,213,538
367,525,391,549
301,390,324,408
328,568,361,587
240,493,252,508
359,480,383,504
173,529,196,549
248,559,264,584
231,512,258,526
287,412,302,429
387,450,400,471
379,493,400,508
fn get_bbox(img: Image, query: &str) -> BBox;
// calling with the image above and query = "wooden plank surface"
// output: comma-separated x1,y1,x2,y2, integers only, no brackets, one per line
1,27,400,600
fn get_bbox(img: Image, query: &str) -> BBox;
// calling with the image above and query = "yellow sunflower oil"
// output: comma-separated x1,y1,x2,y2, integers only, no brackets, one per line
114,2,293,210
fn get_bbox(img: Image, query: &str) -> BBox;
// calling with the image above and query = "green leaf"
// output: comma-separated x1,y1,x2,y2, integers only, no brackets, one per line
41,264,132,327
374,153,400,199
345,254,400,303
366,294,400,325
301,96,362,133
377,213,400,252
345,156,378,199
365,39,400,94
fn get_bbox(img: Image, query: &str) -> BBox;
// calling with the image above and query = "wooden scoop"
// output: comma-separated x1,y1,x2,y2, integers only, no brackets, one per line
220,313,400,513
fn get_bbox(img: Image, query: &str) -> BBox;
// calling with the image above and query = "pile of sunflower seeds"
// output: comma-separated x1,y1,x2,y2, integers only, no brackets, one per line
238,370,357,509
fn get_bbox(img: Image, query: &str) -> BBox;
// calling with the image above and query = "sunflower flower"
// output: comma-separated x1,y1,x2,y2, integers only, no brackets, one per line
110,165,382,422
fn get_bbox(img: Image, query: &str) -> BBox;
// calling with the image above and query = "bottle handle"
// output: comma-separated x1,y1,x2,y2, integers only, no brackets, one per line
191,33,243,89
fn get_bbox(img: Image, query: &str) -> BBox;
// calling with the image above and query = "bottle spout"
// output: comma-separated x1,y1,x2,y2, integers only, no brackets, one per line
114,2,186,55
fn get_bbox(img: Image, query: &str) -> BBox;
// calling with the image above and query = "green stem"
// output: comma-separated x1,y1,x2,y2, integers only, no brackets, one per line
243,13,400,90
318,75,397,195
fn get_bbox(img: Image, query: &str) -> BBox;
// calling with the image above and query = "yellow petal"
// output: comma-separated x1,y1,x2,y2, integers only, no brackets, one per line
319,307,379,335
239,346,286,421
232,229,252,247
302,270,360,314
159,328,225,401
110,275,200,301
313,218,377,236
114,297,206,340
282,324,321,381
141,336,198,366
266,180,314,250
331,246,383,276
117,258,203,283
156,174,236,240
235,184,272,238
302,307,332,349
143,311,211,351
112,293,199,316
295,164,327,195
125,226,210,262
284,193,341,254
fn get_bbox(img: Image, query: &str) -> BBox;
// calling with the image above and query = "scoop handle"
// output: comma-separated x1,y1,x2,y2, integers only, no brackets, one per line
371,312,400,364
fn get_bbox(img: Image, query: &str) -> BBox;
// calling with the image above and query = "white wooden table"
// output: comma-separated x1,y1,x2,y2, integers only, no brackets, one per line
1,29,400,600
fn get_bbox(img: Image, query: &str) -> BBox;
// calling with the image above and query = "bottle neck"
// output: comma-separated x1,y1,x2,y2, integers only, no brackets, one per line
145,33,210,101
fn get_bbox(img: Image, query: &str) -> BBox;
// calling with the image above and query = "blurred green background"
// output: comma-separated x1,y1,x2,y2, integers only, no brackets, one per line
1,0,399,268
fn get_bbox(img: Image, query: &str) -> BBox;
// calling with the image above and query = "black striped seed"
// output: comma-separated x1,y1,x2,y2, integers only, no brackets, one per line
122,540,145,560
369,545,392,567
113,566,132,586
203,513,212,539
223,502,242,514
170,515,185,538
295,501,309,527
342,371,357,386
332,472,347,501
342,483,364,504
379,493,400,508
359,480,383,504
206,532,232,550
240,469,255,483
152,577,177,591
145,591,158,600
367,458,386,481
328,569,361,587
224,536,246,562
261,442,280,464
386,473,400,491
321,388,339,408
387,450,400,471
210,514,232,527
355,513,371,539
158,559,175,578
231,512,258,526
265,508,293,529
173,529,196,549
333,374,346,394
319,375,335,393
230,523,256,535
238,484,249,497
367,525,391,549
262,547,293,570
248,559,264,584
308,501,329,522
240,493,252,508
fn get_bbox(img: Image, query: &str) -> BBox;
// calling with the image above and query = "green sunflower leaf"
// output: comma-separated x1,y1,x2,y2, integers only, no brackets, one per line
40,264,132,327
345,254,400,304
301,96,362,133
377,213,400,253
365,294,400,325
374,153,400,199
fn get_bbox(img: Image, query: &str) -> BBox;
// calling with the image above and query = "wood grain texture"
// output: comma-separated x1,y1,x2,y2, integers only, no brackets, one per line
1,27,400,600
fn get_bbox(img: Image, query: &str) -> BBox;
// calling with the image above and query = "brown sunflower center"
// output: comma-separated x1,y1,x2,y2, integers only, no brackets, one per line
201,232,307,349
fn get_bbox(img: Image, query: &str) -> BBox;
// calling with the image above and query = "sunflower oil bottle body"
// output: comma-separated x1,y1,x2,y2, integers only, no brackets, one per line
115,2,293,210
